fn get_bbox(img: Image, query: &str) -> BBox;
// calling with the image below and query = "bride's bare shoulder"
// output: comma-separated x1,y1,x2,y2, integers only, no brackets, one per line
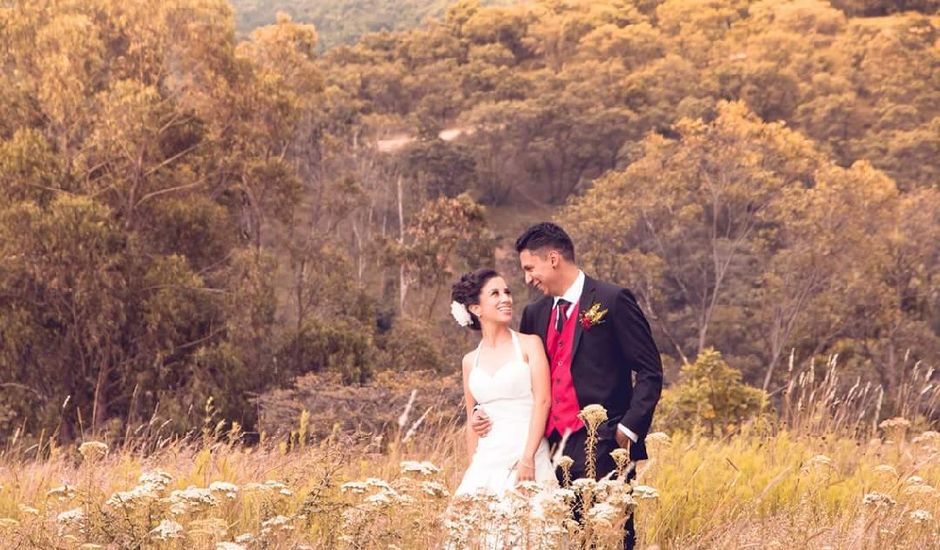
461,350,476,372
518,332,544,346
518,333,546,356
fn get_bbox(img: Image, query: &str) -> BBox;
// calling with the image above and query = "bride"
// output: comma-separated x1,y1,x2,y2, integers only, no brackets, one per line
450,268,555,495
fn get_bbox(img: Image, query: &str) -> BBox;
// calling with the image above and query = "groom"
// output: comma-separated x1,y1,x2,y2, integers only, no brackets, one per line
472,222,663,549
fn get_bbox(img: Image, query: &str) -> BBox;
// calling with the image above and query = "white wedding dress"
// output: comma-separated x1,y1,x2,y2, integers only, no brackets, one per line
456,330,556,496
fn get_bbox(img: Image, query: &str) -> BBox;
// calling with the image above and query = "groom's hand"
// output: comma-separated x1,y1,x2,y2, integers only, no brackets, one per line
615,428,632,452
470,408,491,437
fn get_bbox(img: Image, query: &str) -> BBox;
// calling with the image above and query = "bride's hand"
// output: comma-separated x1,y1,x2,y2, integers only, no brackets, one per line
470,408,492,437
514,459,536,482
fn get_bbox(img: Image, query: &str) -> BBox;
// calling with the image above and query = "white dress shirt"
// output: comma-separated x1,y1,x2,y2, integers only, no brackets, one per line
554,271,638,444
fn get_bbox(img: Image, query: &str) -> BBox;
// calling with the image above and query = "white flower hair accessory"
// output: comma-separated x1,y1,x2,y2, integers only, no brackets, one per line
450,300,473,327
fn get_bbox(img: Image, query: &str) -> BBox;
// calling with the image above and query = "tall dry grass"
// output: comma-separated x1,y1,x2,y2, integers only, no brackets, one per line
0,413,937,548
0,357,937,549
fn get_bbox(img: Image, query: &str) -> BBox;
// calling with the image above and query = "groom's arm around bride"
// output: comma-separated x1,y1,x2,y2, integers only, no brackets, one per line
474,222,663,467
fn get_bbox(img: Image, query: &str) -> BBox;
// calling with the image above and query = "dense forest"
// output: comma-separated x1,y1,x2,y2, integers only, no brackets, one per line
0,0,938,440
230,0,512,49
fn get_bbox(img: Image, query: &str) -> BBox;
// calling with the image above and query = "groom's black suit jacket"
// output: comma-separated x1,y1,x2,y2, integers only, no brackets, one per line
519,275,663,461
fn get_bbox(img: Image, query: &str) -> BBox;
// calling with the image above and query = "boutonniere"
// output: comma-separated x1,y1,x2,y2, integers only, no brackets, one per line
579,302,609,331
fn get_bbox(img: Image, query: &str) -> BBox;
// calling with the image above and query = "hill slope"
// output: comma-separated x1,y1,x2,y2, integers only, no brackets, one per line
230,0,509,49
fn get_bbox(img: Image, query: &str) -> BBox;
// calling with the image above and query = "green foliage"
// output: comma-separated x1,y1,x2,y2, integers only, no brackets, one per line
829,0,940,16
562,101,940,399
2,0,938,440
277,317,374,384
230,0,514,50
402,139,478,198
387,192,495,316
375,317,447,373
0,0,340,438
656,349,768,436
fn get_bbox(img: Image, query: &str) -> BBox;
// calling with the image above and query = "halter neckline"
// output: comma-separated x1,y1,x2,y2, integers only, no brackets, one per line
473,330,524,370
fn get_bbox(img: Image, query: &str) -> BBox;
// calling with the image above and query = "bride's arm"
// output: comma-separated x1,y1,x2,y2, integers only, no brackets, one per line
461,353,479,459
518,334,551,481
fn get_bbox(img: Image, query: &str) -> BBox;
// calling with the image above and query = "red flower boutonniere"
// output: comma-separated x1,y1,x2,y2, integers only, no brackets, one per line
579,302,609,331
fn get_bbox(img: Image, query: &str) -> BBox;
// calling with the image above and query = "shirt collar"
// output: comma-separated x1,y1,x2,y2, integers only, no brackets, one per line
553,270,585,309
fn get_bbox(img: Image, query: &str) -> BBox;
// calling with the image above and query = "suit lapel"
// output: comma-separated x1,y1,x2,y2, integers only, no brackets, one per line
571,277,597,361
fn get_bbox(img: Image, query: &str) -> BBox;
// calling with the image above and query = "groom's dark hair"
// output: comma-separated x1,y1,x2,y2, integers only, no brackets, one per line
515,222,575,262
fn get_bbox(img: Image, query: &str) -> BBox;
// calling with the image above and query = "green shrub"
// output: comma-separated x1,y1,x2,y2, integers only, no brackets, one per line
655,348,768,435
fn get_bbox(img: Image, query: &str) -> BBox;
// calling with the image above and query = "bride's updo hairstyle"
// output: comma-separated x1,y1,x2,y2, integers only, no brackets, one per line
451,268,500,331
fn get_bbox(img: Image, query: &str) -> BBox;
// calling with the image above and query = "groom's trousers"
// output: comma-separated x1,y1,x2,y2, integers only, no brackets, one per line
550,428,637,550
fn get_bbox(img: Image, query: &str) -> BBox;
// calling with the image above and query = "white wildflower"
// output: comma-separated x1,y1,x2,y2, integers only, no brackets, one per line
579,404,608,428
209,481,239,499
513,480,543,496
878,417,911,431
261,515,292,529
169,486,218,508
400,461,441,476
905,476,926,485
910,509,933,523
421,481,449,498
264,480,293,496
587,501,619,527
216,543,247,550
56,507,84,525
47,484,76,500
106,484,158,508
260,515,294,536
572,478,597,492
632,485,660,500
19,505,39,515
78,441,108,461
912,431,940,444
862,492,896,507
150,519,184,541
364,478,393,490
550,488,576,502
139,470,173,491
596,478,624,494
234,533,255,543
243,479,291,496
606,488,639,509
393,493,415,505
340,481,368,494
365,491,392,505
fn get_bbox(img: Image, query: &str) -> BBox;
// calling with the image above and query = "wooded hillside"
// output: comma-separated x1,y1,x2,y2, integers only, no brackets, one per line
1,0,938,439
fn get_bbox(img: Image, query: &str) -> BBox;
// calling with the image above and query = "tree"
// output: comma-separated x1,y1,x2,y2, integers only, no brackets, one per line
564,101,823,363
388,193,494,317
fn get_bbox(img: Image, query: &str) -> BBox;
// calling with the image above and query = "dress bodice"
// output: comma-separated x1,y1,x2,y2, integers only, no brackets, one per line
468,331,533,426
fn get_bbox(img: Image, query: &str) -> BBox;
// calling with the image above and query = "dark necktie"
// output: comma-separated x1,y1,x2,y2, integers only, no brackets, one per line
555,299,570,332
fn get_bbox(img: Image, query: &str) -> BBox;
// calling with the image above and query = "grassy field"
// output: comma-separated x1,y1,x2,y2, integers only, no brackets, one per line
0,412,937,549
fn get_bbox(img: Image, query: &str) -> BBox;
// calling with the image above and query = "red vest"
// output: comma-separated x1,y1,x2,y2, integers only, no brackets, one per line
545,300,584,437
